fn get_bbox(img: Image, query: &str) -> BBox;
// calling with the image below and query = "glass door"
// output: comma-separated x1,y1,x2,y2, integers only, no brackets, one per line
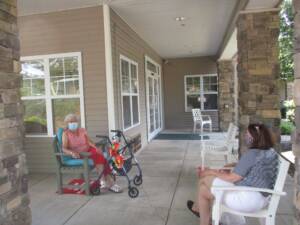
146,58,161,140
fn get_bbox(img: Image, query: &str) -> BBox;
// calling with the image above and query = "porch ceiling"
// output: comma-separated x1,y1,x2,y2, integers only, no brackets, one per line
19,0,282,59
109,0,238,58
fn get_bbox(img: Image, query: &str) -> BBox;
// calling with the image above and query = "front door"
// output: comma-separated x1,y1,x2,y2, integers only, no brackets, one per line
145,57,162,141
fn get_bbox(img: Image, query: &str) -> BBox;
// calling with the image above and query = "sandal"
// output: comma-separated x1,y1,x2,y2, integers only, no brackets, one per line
187,200,200,218
108,184,123,193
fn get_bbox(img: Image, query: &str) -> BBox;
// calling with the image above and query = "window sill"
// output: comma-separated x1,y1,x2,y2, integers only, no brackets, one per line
123,122,141,132
185,109,218,113
25,134,54,138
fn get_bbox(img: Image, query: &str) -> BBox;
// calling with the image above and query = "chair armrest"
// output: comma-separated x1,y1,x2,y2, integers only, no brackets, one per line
202,115,212,121
202,144,227,152
79,152,91,158
55,153,69,156
211,186,286,196
55,152,91,158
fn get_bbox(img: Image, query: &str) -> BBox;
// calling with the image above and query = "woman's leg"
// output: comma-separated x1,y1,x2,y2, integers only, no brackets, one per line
192,176,215,212
87,147,112,177
198,184,214,225
86,147,122,192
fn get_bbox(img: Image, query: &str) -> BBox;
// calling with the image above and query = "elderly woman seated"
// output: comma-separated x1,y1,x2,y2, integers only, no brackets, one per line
187,123,278,225
62,114,122,193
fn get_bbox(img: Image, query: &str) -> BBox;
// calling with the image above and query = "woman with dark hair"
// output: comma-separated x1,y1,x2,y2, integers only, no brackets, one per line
187,123,278,225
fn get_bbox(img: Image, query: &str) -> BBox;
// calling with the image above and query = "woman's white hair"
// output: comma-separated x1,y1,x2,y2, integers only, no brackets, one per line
64,114,79,123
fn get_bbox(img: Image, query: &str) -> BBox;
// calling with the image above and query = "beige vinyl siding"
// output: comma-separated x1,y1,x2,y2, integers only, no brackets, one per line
110,9,163,146
19,6,108,173
163,57,219,130
24,138,55,173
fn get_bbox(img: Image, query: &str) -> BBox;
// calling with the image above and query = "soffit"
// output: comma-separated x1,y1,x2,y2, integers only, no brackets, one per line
109,0,238,58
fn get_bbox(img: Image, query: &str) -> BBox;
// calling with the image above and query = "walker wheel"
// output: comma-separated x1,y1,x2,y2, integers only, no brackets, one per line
133,175,143,186
128,187,139,198
90,186,101,195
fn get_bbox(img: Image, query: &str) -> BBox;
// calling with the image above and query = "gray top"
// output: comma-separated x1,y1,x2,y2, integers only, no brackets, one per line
233,148,278,195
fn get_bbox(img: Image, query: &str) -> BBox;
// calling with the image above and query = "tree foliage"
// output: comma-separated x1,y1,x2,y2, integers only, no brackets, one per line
279,0,294,81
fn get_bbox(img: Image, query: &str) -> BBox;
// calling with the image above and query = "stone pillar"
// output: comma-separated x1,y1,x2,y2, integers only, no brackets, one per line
218,60,235,131
237,10,281,154
293,1,300,223
0,1,31,225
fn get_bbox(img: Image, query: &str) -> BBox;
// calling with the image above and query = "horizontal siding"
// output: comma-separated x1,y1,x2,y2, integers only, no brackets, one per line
163,57,219,130
24,138,56,173
110,9,163,146
19,7,108,173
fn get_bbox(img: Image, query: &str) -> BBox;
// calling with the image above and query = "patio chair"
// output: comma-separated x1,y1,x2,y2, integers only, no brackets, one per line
192,108,212,133
211,154,290,225
200,123,238,165
53,128,94,195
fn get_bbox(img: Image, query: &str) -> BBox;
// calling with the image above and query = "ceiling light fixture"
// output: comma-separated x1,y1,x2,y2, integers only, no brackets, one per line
175,16,186,22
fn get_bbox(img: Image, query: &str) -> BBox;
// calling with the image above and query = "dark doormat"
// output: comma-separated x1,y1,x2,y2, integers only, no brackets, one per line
154,133,210,140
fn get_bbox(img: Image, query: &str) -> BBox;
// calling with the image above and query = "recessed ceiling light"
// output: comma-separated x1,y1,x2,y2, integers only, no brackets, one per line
175,16,186,22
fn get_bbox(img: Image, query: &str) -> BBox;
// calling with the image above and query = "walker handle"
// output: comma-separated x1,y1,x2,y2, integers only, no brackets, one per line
95,135,111,144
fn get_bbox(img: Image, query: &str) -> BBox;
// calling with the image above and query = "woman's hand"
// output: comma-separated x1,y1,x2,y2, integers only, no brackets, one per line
224,162,237,168
71,151,80,159
218,168,231,173
197,167,216,178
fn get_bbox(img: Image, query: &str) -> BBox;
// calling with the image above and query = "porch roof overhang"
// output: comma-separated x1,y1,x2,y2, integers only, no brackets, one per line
19,0,282,60
218,0,283,61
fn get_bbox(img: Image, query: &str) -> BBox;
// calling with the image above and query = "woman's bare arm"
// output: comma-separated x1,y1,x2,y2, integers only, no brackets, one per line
85,133,104,154
62,132,79,158
87,136,97,149
214,171,242,183
200,169,242,183
224,162,237,167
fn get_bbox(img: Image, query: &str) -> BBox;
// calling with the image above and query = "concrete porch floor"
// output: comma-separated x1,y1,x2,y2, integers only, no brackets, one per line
28,137,294,225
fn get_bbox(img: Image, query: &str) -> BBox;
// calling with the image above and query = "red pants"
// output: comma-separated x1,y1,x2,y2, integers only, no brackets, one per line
84,147,111,176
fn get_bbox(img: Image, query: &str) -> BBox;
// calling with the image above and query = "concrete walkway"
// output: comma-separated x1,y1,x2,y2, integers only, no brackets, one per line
28,138,294,225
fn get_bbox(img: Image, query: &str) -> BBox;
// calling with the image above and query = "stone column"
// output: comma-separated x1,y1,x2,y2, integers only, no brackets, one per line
218,60,235,131
237,10,281,154
293,0,300,223
0,1,31,225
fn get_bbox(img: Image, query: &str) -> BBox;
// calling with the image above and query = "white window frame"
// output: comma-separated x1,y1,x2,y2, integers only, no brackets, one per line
184,74,218,112
21,52,85,137
120,55,140,131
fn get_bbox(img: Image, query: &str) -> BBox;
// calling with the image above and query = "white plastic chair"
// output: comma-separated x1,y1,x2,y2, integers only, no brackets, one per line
211,155,290,225
192,108,212,133
200,123,238,165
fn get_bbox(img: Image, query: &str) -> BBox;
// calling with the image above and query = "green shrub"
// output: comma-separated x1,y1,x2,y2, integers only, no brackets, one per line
283,100,295,124
280,120,295,135
24,116,47,126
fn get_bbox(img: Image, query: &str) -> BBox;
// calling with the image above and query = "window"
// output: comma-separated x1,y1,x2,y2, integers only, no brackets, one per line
21,52,85,136
120,55,139,130
185,74,218,112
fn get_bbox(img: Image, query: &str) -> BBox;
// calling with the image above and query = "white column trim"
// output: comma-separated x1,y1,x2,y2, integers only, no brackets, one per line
103,4,115,134
233,59,238,126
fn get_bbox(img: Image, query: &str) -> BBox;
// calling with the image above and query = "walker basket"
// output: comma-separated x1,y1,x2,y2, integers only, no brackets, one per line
112,157,132,176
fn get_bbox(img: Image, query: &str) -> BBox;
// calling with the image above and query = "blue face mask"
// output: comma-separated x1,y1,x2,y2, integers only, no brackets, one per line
68,122,78,131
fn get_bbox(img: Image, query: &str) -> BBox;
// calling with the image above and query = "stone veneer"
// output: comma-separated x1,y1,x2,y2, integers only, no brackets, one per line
237,11,281,154
293,0,300,223
218,60,235,131
0,1,31,225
